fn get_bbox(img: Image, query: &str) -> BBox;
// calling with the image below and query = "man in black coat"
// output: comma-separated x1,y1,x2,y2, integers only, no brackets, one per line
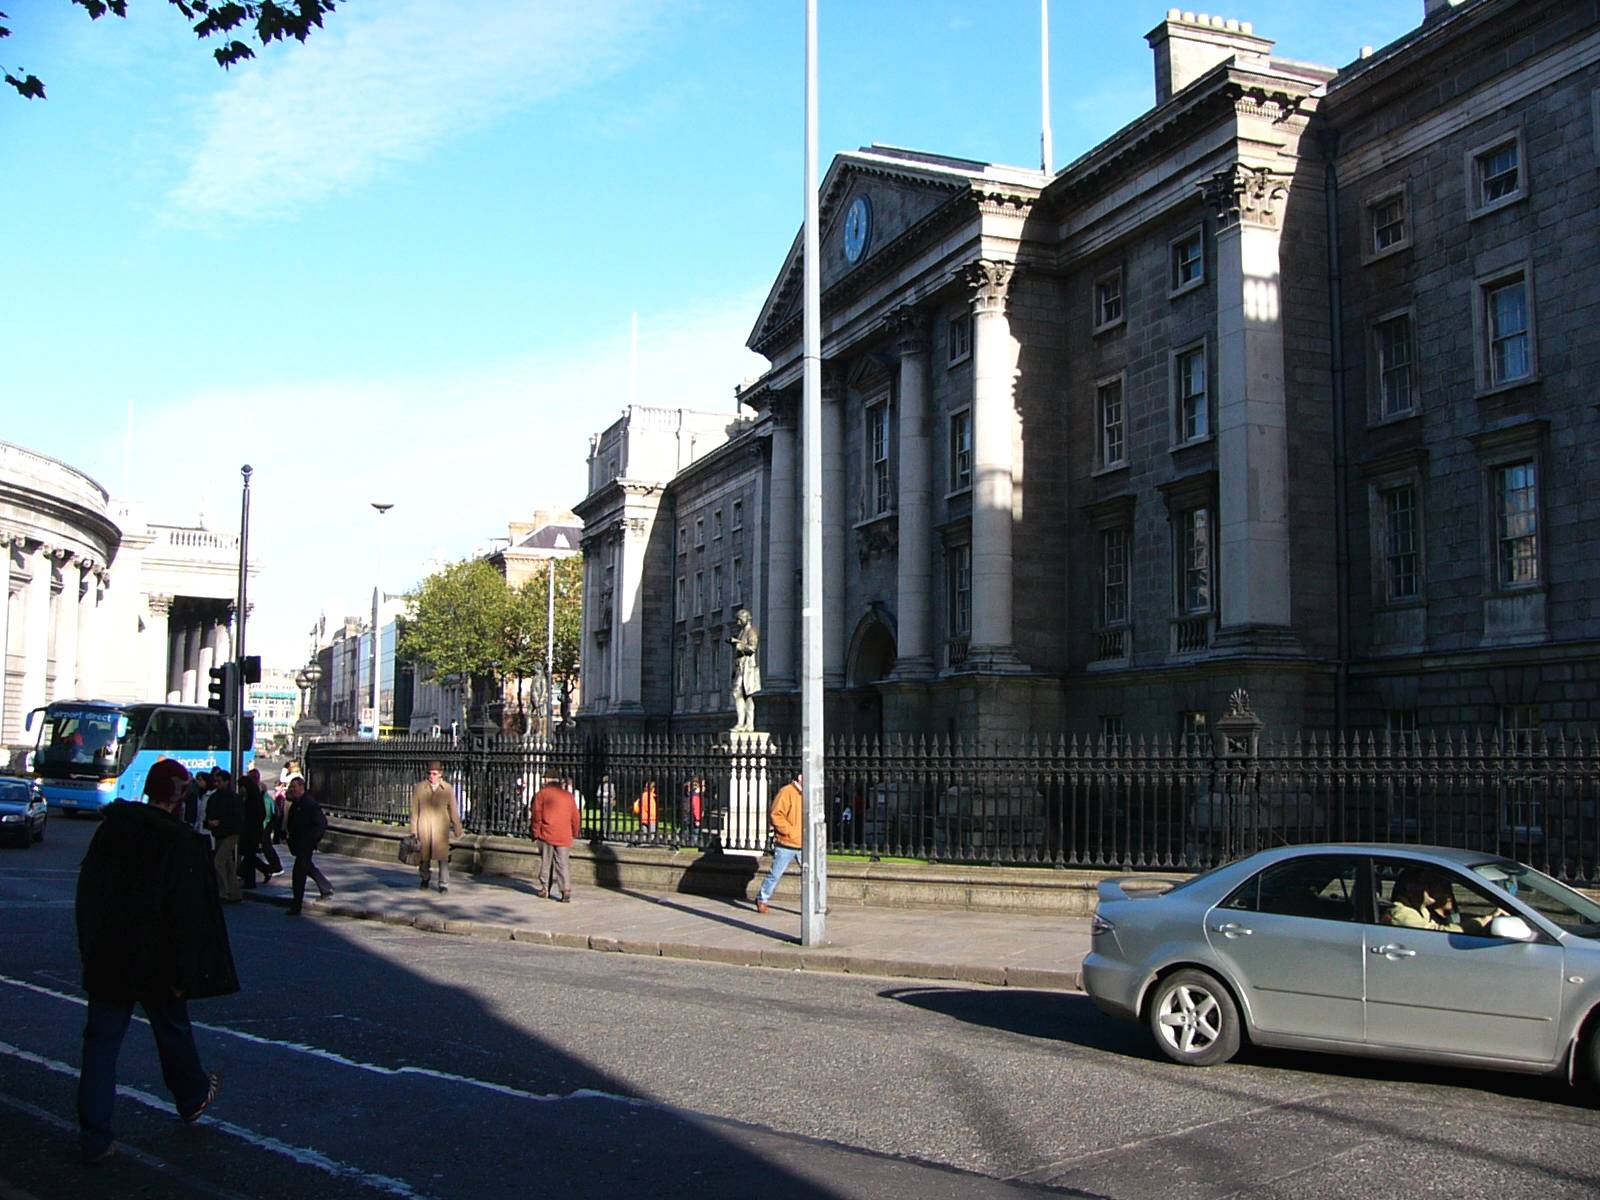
204,768,245,903
75,758,238,1164
284,775,334,914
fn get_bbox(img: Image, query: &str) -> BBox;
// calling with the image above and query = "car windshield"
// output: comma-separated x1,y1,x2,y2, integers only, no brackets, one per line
0,780,31,802
1470,859,1600,938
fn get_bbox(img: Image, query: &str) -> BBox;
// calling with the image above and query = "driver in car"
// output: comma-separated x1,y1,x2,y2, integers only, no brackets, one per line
1389,868,1501,935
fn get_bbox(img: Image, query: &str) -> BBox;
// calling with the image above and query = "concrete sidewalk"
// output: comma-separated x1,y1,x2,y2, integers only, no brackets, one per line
241,848,1091,991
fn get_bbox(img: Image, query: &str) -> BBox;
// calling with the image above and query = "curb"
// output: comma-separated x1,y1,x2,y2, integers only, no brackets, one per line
240,890,1084,993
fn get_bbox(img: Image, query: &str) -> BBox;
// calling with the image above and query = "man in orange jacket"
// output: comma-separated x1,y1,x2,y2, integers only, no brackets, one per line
754,771,802,914
530,776,581,902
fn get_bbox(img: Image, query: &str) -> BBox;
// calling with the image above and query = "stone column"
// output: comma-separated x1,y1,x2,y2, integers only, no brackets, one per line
75,567,101,699
614,518,648,713
964,260,1024,671
20,544,52,720
167,618,187,698
52,557,81,700
1205,164,1297,649
764,402,798,691
0,535,15,740
888,307,933,679
148,595,174,703
820,366,847,687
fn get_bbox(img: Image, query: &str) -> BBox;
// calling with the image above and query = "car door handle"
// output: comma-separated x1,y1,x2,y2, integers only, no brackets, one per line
1371,943,1417,959
1213,922,1254,938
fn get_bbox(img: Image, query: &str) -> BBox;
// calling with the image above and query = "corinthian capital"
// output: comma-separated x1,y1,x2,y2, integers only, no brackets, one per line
148,593,174,617
885,305,929,356
1201,163,1290,231
960,259,1016,315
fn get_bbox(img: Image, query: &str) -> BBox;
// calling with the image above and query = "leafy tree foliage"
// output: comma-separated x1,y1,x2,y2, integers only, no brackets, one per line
3,0,336,100
401,556,584,732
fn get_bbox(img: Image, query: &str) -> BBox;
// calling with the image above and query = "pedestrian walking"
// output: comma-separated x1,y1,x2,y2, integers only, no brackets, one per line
410,761,462,893
283,776,333,915
530,776,581,902
754,770,803,915
596,774,615,816
237,769,277,888
75,757,233,1165
204,769,244,904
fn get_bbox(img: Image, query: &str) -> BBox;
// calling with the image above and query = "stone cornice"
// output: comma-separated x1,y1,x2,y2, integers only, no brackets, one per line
1045,69,1320,210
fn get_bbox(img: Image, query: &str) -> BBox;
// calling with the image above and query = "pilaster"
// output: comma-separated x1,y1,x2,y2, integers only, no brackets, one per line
20,544,53,719
1203,164,1300,654
52,555,81,700
820,365,847,687
147,594,174,703
962,259,1025,673
887,306,934,680
764,401,798,691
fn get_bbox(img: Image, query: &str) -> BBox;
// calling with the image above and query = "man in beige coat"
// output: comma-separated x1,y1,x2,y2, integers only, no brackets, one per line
410,762,462,893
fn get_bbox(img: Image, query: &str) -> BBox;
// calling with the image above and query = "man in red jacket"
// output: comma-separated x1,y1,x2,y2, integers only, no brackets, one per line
530,776,580,902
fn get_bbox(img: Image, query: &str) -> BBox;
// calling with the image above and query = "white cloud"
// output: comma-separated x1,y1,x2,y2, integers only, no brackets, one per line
169,0,672,219
128,291,767,669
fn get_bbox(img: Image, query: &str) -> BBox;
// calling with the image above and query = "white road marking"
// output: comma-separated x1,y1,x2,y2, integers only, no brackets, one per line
0,1040,437,1199
0,1089,251,1200
0,972,643,1107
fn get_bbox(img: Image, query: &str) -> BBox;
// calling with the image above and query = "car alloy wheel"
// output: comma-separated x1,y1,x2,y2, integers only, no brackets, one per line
1148,968,1241,1066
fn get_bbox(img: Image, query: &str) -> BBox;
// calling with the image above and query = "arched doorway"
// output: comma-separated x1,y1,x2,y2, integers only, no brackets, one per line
845,608,896,739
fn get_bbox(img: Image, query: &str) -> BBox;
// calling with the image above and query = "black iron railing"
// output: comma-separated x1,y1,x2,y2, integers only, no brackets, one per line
303,705,1600,884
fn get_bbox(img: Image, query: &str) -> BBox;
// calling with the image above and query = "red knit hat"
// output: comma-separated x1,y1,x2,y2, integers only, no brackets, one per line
142,758,191,805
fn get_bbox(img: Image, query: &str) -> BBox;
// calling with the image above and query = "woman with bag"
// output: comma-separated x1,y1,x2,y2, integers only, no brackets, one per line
410,762,462,893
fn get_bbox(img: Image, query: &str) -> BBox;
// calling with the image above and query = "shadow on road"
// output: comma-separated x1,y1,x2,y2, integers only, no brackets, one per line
880,986,1154,1057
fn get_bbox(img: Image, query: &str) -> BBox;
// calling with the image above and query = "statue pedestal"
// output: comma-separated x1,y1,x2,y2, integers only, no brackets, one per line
713,731,773,858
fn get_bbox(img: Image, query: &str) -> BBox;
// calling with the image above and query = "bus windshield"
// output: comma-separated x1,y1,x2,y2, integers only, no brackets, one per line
34,707,131,779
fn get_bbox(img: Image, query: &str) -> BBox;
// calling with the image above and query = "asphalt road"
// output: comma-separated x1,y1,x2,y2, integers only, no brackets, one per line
2,818,1599,1200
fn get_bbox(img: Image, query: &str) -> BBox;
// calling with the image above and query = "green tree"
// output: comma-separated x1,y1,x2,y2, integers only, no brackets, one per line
504,557,584,731
3,1,337,100
401,555,585,734
399,559,510,728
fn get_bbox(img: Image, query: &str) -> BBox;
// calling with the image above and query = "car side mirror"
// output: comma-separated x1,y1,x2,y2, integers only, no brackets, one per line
1489,914,1536,941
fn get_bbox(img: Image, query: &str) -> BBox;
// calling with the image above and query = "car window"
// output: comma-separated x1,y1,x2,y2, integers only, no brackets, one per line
0,781,30,801
1221,855,1360,922
1470,859,1600,939
1372,857,1511,936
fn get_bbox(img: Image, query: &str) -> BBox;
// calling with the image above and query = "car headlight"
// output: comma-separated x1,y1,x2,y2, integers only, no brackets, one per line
0,813,22,823
1090,912,1115,936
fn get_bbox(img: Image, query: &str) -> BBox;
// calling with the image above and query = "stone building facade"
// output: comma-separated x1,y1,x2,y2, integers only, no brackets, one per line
578,0,1599,743
1,438,263,758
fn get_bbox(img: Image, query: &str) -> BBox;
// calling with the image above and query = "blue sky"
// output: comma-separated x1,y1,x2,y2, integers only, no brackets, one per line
2,0,1417,669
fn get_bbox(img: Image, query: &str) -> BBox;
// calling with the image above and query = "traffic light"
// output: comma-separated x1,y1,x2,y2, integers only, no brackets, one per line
207,665,228,712
206,663,240,717
240,655,262,685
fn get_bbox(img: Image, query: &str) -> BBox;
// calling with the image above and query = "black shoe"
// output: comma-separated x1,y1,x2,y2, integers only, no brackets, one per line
285,905,302,916
557,894,571,903
419,879,430,889
317,890,335,901
438,884,448,893
81,1142,115,1166
180,1072,221,1123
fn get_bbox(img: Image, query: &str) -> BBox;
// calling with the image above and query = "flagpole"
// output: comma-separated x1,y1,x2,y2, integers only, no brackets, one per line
800,0,827,947
1040,0,1053,174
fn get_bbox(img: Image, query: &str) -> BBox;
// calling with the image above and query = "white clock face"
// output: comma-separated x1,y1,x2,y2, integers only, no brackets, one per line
843,195,871,263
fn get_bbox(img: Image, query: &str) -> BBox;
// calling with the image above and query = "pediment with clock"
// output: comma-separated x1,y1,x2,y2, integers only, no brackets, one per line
747,147,1005,355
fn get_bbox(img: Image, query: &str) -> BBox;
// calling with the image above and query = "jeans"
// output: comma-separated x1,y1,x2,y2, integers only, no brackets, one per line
77,993,209,1155
756,844,802,903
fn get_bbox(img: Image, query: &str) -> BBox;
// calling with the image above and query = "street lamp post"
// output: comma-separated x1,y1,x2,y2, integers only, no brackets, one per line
371,502,393,740
544,555,556,741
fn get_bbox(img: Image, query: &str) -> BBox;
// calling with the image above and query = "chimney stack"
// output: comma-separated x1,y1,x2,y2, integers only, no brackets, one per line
1146,10,1275,106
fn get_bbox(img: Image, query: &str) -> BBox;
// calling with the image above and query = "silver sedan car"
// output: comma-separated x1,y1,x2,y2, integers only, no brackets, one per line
1083,844,1600,1085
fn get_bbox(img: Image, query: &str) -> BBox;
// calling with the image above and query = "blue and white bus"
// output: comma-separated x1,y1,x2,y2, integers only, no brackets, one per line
28,700,255,813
